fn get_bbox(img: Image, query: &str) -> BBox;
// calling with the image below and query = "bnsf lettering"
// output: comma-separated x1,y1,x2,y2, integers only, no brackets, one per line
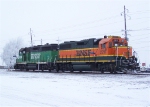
76,50,91,56
31,53,41,59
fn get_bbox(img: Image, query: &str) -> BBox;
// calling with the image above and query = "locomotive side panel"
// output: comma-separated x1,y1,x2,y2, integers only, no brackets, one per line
14,44,58,71
56,36,139,73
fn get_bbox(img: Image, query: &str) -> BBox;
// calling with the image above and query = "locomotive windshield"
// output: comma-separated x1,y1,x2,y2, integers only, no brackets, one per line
112,39,128,47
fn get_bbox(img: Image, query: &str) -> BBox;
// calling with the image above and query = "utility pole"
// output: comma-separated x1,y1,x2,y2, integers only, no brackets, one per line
41,39,42,45
56,37,60,44
124,5,127,41
121,5,130,41
30,28,33,46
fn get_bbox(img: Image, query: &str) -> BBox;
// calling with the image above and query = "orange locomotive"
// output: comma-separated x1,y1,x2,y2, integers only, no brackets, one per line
56,35,139,73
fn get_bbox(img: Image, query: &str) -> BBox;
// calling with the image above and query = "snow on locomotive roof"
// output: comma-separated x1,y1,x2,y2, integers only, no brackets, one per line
64,41,76,43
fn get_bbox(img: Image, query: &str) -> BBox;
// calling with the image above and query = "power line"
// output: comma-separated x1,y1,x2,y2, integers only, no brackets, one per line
136,50,150,52
34,20,124,38
34,15,121,34
37,20,123,36
130,36,150,42
129,27,150,31
6,13,149,41
128,10,150,14
131,40,150,43
128,20,150,27
134,46,150,49
128,33,150,37
131,16,150,20
30,30,122,43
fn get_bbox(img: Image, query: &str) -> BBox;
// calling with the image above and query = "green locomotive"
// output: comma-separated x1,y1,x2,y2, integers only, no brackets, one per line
14,43,58,71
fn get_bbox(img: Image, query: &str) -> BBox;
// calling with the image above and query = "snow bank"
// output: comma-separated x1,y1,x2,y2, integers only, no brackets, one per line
0,69,150,107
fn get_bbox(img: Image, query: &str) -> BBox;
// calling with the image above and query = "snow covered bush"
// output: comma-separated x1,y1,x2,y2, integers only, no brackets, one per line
1,37,24,68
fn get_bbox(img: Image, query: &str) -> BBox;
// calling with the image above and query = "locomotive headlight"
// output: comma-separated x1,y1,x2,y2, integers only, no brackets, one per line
115,44,118,47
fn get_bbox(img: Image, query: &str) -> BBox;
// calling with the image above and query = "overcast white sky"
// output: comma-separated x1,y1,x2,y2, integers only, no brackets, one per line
0,0,150,67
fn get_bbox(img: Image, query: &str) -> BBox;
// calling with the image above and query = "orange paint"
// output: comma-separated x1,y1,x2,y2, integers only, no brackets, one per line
59,36,132,59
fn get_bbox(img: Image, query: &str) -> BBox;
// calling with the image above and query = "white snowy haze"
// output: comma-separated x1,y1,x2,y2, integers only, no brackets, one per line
0,0,150,66
1,37,24,67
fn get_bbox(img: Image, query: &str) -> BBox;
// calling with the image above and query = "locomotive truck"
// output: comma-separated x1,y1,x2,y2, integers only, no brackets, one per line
14,35,140,73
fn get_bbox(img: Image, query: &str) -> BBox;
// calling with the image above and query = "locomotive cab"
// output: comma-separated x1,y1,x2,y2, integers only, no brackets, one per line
99,36,132,59
98,35,139,73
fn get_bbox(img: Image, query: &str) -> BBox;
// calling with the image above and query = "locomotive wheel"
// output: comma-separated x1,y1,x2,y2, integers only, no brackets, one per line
69,65,74,72
26,65,29,71
110,66,113,73
113,66,117,74
109,64,114,74
20,65,23,71
123,71,127,74
41,65,44,71
26,69,29,71
56,68,59,72
101,67,104,73
49,69,51,72
101,70,104,73
61,64,65,72
110,68,113,73
62,69,64,72
70,68,73,72
56,64,59,73
114,71,117,74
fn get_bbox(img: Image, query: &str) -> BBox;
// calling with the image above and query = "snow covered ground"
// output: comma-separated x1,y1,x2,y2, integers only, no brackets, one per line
0,69,150,107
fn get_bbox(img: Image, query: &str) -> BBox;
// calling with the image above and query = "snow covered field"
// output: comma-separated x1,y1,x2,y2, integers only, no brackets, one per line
0,69,150,107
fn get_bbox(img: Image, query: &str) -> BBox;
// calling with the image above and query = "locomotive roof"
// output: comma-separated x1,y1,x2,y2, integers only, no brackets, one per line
99,36,122,44
59,38,102,50
99,38,112,44
25,43,58,48
41,43,58,47
60,38,99,44
19,48,25,52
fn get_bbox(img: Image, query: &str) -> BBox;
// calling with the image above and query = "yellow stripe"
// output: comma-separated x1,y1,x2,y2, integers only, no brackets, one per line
57,60,115,62
59,46,132,51
112,46,132,48
60,55,124,58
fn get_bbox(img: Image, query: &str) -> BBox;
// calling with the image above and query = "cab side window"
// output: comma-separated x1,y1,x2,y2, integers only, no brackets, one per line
101,43,106,49
109,42,112,48
120,42,123,46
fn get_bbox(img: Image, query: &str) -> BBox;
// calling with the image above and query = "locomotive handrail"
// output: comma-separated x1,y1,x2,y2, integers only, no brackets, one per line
54,55,57,66
50,58,52,67
122,60,129,64
120,57,122,66
116,46,118,67
38,60,39,70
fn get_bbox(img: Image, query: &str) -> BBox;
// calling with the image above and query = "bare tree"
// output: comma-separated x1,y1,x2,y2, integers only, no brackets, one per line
1,37,24,69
